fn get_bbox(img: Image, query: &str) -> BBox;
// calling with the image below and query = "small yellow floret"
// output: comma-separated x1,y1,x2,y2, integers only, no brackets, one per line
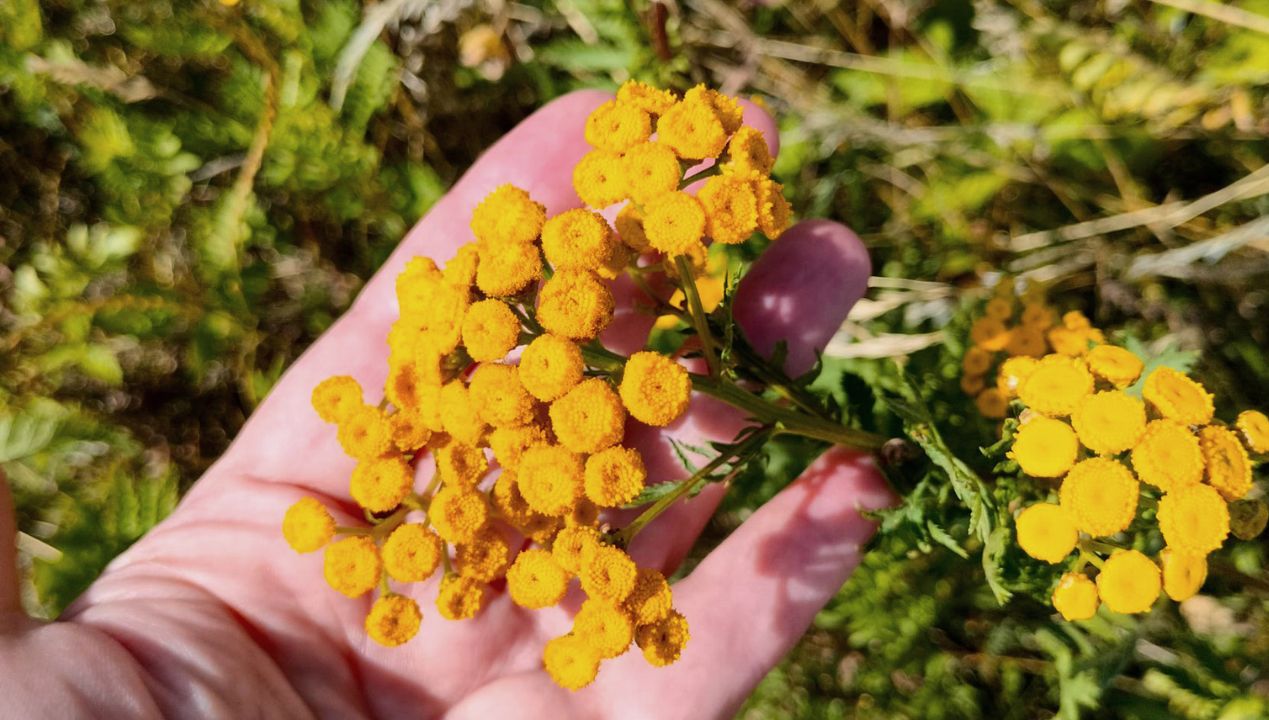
752,177,791,239
312,375,363,424
625,567,673,626
1005,327,1048,358
1236,410,1269,454
1096,550,1161,614
543,634,600,691
365,594,422,647
475,238,543,297
337,405,394,460
615,204,650,253
436,573,486,620
997,356,1038,398
350,457,414,513
970,317,1011,352
507,548,570,609
455,525,511,582
620,351,692,427
1059,457,1139,537
1021,303,1055,330
323,536,381,598
282,497,335,553
553,525,602,574
573,149,628,208
1086,345,1143,387
461,299,521,362
963,347,993,376
580,544,638,603
1052,573,1099,621
469,363,536,428
584,445,647,507
383,523,444,582
389,410,433,451
985,296,1013,321
573,598,635,659
471,184,546,246
550,378,626,454
518,444,585,516
537,270,615,341
1010,416,1079,478
975,388,1008,419
542,209,617,272
722,126,773,177
644,191,707,257
623,142,682,205
1018,355,1094,417
1015,503,1078,564
438,381,488,446
429,486,490,545
1071,391,1146,456
617,80,677,115
1131,420,1204,493
585,99,652,153
698,175,759,245
1143,367,1214,426
442,243,480,289
519,333,584,402
1199,425,1252,501
685,85,744,133
1160,548,1207,602
1157,483,1229,555
636,609,689,666
488,423,551,470
434,439,489,488
656,98,727,160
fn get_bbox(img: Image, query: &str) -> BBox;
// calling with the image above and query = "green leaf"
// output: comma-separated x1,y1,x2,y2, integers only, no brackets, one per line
1123,336,1200,397
79,345,124,385
0,412,60,463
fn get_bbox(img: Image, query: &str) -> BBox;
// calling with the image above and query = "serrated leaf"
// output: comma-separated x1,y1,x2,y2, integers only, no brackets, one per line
927,520,970,558
624,479,687,508
982,524,1014,604
1123,336,1200,397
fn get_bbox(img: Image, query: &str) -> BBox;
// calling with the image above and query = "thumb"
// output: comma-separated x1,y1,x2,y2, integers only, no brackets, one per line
0,469,22,624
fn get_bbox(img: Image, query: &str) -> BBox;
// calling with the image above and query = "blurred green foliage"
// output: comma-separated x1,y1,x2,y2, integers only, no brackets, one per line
2,0,1267,717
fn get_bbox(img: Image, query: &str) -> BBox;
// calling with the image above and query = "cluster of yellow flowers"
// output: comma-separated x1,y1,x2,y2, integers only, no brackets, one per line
989,319,1269,619
281,81,790,690
962,284,1104,419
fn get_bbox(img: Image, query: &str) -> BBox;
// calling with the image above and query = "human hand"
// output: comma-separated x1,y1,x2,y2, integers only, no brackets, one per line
0,90,893,719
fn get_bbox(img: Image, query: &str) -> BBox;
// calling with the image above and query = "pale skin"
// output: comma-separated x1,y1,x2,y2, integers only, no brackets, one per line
0,91,893,719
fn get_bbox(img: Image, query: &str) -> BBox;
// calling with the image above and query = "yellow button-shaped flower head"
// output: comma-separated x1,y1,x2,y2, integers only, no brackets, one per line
1072,390,1147,456
365,594,422,648
620,351,692,427
698,175,759,245
625,567,673,626
753,177,792,239
553,525,602,574
580,544,639,603
506,548,570,610
436,572,486,620
997,356,1038,398
475,237,542,297
686,85,744,133
388,410,432,452
282,497,335,553
644,191,707,257
442,243,480,289
615,204,650,253
1199,425,1252,501
617,80,677,116
1236,410,1269,454
312,375,363,424
584,445,647,508
975,388,1008,419
550,378,626,454
584,99,651,153
382,523,444,583
1059,457,1139,537
656,97,727,160
337,405,393,461
350,457,414,513
470,184,545,246
1086,345,1144,387
1143,367,1214,426
543,634,601,691
1047,326,1088,357
1021,302,1055,330
455,525,511,582
542,209,617,272
722,126,773,178
573,598,636,659
1096,550,1161,614
1015,503,1078,564
469,363,536,429
430,486,490,545
1157,483,1229,555
518,444,585,517
1005,326,1048,358
970,317,1011,352
1160,548,1207,602
461,299,520,363
519,334,584,402
636,609,690,667
1019,355,1094,418
323,536,381,598
985,296,1013,321
1009,416,1079,478
962,347,993,376
438,380,488,446
434,438,489,489
623,142,682,205
572,149,627,209
1052,573,1099,621
537,270,615,341
1131,419,1204,493
488,422,551,470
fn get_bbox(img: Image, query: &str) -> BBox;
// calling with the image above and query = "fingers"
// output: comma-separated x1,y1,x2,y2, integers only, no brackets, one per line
608,449,893,718
0,469,22,626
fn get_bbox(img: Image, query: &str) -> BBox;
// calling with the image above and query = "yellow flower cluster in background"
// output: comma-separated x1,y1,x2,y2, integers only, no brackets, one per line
973,297,1269,621
282,82,790,690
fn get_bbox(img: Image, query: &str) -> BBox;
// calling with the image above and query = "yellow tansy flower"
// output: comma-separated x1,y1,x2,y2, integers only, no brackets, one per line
722,126,773,178
442,243,480,289
312,375,363,424
1015,503,1078,564
573,149,628,208
519,334,585,402
388,410,433,451
436,573,486,620
985,296,1013,321
282,497,335,553
970,317,1012,352
434,438,489,488
350,457,414,513
1020,302,1055,330
455,525,511,582
1160,548,1207,602
580,544,638,603
323,536,382,598
1096,550,1161,615
537,270,615,341
1236,410,1269,454
429,486,489,545
623,142,682,204
997,356,1038,398
543,634,601,691
617,79,677,115
1018,354,1093,417
625,567,673,626
1052,573,1099,621
365,594,422,648
553,525,602,574
1131,419,1204,493
518,444,585,516
1157,483,1229,555
644,191,707,257
615,203,650,252
475,237,543,297
962,347,993,376
1071,391,1146,456
469,363,536,429
1046,326,1088,357
585,99,651,153
382,523,444,583
550,377,626,454
1086,345,1143,387
1143,367,1214,426
470,184,546,246
506,548,571,609
698,175,759,245
961,374,986,396
488,422,551,470
1009,416,1079,478
573,598,635,659
566,496,600,529
584,445,647,507
337,405,394,460
1199,425,1252,501
686,85,744,133
636,609,690,667
619,351,692,427
461,299,521,363
656,97,727,160
975,388,1008,419
752,177,792,239
541,209,617,272
1005,326,1048,358
1059,457,1139,537
491,470,536,528
438,380,488,446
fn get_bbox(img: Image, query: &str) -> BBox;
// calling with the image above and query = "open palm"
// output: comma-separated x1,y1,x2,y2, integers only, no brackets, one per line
0,91,892,719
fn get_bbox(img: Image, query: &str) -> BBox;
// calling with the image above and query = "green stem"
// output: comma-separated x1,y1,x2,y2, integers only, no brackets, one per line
675,255,720,377
370,506,410,540
679,163,722,188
